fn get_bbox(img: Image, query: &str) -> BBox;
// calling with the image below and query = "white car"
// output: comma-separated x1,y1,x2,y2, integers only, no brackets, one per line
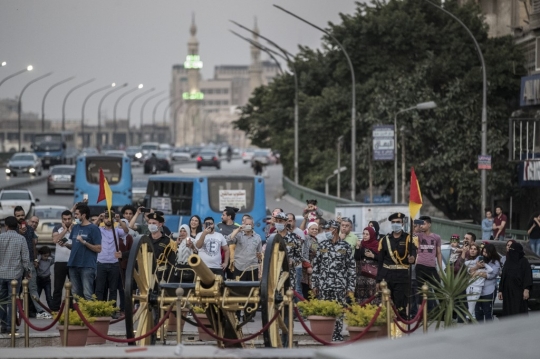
0,189,39,220
171,147,191,162
242,148,256,164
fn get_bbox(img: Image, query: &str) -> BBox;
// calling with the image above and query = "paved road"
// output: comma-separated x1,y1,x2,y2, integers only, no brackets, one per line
0,169,49,190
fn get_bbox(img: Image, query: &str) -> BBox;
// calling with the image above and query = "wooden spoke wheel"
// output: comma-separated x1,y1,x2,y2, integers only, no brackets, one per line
260,234,291,348
125,235,159,346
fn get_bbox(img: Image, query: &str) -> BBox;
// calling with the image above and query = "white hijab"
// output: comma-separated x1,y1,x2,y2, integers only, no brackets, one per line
176,224,193,264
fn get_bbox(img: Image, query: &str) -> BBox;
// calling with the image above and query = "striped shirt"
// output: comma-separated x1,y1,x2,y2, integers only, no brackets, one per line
0,230,31,279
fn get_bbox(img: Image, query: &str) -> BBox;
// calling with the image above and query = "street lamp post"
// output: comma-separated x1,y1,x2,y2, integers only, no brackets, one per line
326,167,347,196
114,84,143,136
337,136,344,198
140,91,165,143
229,30,284,74
98,83,127,146
81,83,116,148
164,97,183,145
152,95,169,140
62,79,95,132
18,72,53,151
425,0,488,218
41,76,75,132
127,88,155,146
231,20,300,183
0,65,33,88
393,101,437,203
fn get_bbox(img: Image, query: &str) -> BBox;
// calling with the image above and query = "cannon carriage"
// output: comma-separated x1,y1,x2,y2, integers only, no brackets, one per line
123,233,294,348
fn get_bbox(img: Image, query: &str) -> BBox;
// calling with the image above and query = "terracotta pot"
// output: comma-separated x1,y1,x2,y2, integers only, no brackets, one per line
347,325,386,341
307,315,336,342
167,309,189,332
195,313,214,341
57,325,89,347
86,317,111,345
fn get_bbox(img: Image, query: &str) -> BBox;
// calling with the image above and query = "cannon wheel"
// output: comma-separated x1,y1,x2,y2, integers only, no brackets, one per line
260,234,291,348
124,235,159,346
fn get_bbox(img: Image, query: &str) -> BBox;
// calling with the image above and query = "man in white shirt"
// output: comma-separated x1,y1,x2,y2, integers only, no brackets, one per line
195,217,229,277
51,210,73,311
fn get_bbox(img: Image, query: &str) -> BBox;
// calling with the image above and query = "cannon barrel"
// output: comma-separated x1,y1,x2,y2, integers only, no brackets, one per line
188,254,216,287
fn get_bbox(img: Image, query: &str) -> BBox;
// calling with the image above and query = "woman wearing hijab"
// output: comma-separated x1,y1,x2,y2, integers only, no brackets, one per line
176,224,197,283
498,242,533,316
354,226,380,304
500,239,516,267
301,222,320,299
368,221,381,240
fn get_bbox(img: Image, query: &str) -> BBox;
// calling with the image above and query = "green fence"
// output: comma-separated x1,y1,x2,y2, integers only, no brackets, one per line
282,176,355,212
283,175,528,241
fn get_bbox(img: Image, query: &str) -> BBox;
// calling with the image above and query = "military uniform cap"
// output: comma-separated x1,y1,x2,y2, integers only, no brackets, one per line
388,212,406,221
273,212,288,221
147,212,165,223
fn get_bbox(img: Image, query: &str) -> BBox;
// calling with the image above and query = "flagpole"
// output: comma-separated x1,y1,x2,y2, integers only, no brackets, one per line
111,221,125,291
408,215,413,333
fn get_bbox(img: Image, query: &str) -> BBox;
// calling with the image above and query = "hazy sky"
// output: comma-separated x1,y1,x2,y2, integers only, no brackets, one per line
0,0,358,126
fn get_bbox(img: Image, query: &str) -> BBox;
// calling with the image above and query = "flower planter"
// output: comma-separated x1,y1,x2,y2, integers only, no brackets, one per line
86,316,111,345
167,309,189,332
57,325,89,347
195,313,214,341
307,315,336,342
347,325,386,341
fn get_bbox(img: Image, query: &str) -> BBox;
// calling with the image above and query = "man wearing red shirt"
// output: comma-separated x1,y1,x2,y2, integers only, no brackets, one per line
493,206,507,241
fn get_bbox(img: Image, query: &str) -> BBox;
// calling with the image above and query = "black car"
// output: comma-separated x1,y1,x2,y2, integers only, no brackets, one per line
144,151,173,174
196,150,221,169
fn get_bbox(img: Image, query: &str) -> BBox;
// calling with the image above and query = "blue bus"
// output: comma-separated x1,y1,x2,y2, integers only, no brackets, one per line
144,174,266,237
74,155,132,214
33,132,76,168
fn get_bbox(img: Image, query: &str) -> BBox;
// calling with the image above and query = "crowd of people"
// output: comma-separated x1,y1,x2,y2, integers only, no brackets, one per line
0,200,535,340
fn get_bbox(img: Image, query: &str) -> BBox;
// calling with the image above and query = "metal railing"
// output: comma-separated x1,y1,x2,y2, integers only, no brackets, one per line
282,175,354,212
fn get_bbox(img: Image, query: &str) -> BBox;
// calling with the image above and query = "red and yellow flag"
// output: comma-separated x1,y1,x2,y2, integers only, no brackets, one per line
97,168,113,216
409,167,422,220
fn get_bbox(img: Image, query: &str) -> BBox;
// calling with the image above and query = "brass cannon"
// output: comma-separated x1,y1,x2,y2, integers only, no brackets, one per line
123,234,293,348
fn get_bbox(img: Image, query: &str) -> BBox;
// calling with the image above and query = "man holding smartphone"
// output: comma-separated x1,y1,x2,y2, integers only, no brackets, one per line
51,210,74,311
195,217,229,277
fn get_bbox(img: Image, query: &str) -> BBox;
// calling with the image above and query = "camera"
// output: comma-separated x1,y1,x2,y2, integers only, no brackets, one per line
140,207,151,213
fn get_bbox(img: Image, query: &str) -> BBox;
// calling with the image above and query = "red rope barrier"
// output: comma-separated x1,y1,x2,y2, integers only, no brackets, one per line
109,307,138,324
293,305,382,346
390,299,426,325
189,306,282,344
293,290,377,307
73,302,173,343
33,297,52,314
16,299,65,331
393,315,423,333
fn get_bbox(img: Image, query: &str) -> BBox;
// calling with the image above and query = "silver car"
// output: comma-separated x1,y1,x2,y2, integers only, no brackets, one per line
5,152,42,176
33,205,70,246
47,165,75,194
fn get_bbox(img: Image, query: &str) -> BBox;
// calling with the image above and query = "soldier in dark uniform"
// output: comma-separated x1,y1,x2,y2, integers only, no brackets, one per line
312,220,356,341
146,213,176,283
376,212,417,319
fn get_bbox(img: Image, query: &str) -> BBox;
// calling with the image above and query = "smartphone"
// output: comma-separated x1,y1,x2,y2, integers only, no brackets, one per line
337,212,342,217
478,256,484,262
413,219,425,225
244,225,252,231
60,237,69,244
83,193,88,201
141,207,151,213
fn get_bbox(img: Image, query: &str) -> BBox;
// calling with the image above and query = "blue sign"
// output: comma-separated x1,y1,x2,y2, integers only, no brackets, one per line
373,125,394,161
364,195,392,204
519,160,540,187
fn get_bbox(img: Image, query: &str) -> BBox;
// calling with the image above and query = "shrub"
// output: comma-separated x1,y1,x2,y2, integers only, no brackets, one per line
55,309,95,327
76,295,117,317
344,303,386,327
297,298,343,318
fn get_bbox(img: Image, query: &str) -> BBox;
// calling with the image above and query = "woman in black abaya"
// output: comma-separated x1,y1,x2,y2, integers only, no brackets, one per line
498,242,533,316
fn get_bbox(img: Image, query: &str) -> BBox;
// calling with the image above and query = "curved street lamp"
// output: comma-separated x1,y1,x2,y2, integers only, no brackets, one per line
274,5,357,200
127,88,155,145
114,84,143,133
151,95,170,141
140,90,165,143
81,83,116,148
0,65,33,88
424,0,488,218
62,79,95,131
97,82,128,146
229,30,283,74
41,76,75,132
18,72,53,151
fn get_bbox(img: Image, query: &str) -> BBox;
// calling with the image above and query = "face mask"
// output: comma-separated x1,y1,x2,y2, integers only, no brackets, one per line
74,218,81,225
325,231,334,240
275,223,285,232
148,224,159,233
391,223,403,233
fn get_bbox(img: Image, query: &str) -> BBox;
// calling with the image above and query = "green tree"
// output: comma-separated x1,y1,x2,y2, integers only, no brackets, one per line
234,0,525,222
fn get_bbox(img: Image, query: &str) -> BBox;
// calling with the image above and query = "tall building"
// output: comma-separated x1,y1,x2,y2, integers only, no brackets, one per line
170,17,280,147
